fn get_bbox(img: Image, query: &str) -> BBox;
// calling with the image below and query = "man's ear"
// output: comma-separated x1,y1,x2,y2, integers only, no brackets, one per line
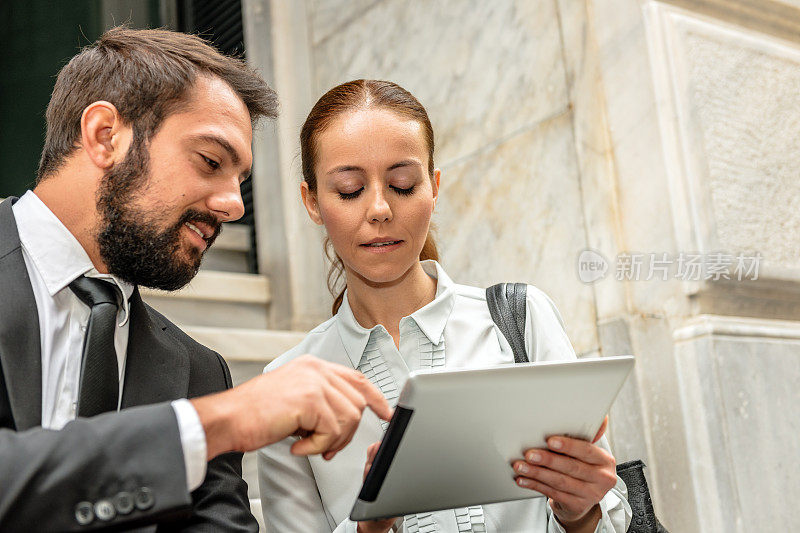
301,181,324,225
80,101,131,170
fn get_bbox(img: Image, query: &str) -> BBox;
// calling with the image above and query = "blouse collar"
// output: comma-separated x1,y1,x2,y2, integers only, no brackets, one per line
336,260,456,368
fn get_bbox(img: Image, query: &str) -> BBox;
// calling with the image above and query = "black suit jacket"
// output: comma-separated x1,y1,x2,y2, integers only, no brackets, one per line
0,197,258,531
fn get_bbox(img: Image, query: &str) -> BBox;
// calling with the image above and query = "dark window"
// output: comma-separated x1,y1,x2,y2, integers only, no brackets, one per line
177,0,258,273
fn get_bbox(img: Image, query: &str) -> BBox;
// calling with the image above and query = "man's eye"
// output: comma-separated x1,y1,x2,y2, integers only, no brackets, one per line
201,155,220,170
338,187,363,200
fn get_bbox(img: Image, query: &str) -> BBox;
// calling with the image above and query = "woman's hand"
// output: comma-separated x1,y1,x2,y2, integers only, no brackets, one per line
512,416,617,532
357,442,398,533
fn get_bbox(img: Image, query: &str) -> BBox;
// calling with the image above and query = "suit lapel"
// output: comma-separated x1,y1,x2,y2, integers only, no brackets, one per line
121,290,190,408
0,197,43,430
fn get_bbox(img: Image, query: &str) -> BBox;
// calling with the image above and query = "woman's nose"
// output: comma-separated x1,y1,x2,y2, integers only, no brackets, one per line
367,189,392,223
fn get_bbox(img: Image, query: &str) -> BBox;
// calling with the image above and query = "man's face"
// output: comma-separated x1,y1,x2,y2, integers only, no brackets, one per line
97,75,253,290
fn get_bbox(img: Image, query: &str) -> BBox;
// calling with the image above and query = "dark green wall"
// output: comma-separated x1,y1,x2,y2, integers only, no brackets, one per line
0,1,103,197
0,0,160,198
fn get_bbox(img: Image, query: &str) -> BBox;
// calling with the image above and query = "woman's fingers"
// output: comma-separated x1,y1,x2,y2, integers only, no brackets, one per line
363,442,381,479
359,443,398,533
513,460,585,494
514,436,618,520
515,451,594,483
544,436,615,466
514,475,588,510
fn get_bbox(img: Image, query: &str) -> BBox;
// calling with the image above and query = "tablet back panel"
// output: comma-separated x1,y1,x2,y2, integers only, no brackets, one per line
351,355,634,521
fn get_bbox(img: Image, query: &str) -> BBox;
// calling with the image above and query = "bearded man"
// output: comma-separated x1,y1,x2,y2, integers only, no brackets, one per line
0,27,391,531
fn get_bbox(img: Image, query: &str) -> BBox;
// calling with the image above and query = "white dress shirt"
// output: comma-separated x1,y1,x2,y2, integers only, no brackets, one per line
259,261,632,533
11,191,207,491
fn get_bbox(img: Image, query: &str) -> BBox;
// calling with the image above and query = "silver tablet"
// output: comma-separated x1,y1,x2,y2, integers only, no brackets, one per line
350,355,635,522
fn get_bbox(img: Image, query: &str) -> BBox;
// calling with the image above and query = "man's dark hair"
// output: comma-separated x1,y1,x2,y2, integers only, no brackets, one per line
37,26,277,181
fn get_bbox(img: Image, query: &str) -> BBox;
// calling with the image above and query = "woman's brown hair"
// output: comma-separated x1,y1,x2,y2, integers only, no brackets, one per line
300,79,439,315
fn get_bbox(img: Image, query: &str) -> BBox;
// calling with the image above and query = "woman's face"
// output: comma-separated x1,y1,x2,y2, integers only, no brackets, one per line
302,107,439,286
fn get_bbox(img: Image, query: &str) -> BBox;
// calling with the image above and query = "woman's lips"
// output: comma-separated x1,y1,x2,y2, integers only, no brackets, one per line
360,240,403,252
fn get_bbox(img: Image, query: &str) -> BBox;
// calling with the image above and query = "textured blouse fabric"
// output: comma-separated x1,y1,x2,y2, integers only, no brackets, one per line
258,261,632,533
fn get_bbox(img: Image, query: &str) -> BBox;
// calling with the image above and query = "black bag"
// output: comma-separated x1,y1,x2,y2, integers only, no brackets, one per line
486,283,668,533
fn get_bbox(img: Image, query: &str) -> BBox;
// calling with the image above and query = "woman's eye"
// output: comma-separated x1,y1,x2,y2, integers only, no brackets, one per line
391,185,415,196
338,187,364,200
201,155,220,170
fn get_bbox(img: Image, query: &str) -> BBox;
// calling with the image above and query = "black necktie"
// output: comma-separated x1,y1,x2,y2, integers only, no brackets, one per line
69,276,121,417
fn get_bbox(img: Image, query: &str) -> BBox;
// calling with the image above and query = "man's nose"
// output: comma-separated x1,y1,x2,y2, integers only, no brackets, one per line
208,180,246,222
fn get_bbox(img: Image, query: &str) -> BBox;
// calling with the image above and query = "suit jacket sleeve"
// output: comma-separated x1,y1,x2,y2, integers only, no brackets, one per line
0,403,192,532
166,350,257,533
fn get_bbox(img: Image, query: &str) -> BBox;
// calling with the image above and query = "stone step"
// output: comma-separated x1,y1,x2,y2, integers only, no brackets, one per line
141,270,270,329
201,223,252,273
181,325,306,364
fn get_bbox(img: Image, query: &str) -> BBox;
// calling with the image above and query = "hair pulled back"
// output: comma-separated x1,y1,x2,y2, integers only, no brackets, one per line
300,79,439,315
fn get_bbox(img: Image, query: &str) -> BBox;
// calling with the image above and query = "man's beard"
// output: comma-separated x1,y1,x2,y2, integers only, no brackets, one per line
96,137,222,291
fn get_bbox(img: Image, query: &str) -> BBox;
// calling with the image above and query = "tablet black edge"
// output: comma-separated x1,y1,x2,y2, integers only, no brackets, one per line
358,406,415,502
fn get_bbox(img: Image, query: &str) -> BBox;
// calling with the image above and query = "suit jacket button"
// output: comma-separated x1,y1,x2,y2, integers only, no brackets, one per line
75,501,94,525
114,491,135,515
95,499,116,521
134,487,155,510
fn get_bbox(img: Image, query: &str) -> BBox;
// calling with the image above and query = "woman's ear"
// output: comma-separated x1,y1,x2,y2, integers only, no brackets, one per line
80,101,130,170
301,181,324,225
432,169,441,210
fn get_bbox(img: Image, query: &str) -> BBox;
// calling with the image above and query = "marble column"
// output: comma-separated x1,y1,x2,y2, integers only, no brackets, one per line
243,0,330,330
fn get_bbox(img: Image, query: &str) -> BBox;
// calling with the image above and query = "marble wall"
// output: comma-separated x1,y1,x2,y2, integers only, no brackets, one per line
307,0,599,354
586,1,800,530
674,316,800,531
246,0,800,530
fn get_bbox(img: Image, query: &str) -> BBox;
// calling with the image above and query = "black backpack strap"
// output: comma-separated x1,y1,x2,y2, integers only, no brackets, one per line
616,460,669,532
486,283,529,363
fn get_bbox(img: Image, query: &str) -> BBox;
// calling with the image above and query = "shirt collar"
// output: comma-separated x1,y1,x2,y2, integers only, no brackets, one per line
335,260,456,368
13,190,135,324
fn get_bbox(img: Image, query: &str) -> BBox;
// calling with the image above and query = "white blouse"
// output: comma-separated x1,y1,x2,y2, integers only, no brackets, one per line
258,261,631,533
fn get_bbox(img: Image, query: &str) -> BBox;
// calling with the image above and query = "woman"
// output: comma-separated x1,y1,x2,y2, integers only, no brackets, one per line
258,80,631,533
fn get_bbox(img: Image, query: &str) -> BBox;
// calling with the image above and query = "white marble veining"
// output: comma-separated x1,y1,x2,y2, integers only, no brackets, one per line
685,23,800,271
237,3,800,531
434,111,598,355
310,0,569,166
674,317,800,531
308,0,385,45
645,4,800,280
555,0,631,321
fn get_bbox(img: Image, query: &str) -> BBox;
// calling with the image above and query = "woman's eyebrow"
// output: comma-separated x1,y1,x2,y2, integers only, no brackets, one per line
328,165,364,174
387,160,421,171
327,160,421,175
